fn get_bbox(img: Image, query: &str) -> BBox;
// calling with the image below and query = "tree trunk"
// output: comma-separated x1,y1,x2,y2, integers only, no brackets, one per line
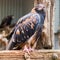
34,0,55,49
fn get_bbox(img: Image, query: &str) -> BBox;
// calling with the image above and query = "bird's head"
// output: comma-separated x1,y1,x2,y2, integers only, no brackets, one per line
34,4,46,13
7,15,15,19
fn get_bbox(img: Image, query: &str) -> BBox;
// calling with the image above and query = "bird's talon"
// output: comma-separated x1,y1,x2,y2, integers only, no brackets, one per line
29,48,34,52
23,47,30,55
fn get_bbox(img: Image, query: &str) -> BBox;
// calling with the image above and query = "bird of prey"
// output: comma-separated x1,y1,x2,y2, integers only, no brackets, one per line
6,4,46,53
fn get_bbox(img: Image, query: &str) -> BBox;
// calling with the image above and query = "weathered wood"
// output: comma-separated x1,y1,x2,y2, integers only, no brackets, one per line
34,0,55,49
0,50,60,60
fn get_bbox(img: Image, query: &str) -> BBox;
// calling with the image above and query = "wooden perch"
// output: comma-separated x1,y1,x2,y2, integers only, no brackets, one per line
0,50,59,60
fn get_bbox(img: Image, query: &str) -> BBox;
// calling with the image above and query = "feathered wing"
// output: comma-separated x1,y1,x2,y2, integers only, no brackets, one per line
6,13,33,39
6,10,45,50
6,13,40,50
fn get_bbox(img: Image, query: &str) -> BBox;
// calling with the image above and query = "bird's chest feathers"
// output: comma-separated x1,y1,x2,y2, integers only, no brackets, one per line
18,16,37,33
15,16,38,42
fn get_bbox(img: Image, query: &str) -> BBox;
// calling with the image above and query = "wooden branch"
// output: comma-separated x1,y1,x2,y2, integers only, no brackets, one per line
0,50,60,60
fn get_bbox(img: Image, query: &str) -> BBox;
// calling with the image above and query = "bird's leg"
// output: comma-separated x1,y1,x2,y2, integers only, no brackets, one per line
23,45,30,55
23,31,38,54
23,42,34,55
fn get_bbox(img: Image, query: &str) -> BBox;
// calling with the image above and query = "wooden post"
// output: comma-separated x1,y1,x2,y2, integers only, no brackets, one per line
50,0,55,48
34,0,55,49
